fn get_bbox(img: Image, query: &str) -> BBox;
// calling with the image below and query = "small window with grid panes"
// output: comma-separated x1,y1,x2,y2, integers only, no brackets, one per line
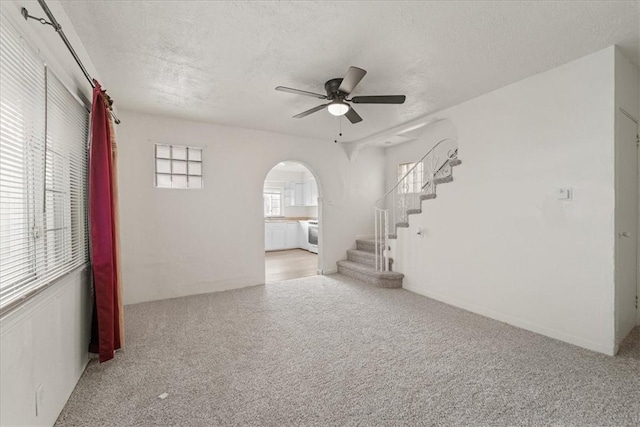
155,144,203,189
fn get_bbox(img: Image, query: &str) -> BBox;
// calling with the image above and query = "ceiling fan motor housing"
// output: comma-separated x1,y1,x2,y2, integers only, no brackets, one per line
325,78,346,99
275,66,405,123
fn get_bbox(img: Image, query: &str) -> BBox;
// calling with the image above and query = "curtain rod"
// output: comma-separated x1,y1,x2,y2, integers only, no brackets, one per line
21,0,121,124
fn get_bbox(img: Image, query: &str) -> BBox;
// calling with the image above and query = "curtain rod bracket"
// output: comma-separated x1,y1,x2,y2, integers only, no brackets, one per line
20,2,121,125
21,7,55,28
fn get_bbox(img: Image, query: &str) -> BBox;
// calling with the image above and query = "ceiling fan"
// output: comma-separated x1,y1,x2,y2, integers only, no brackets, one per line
275,66,406,124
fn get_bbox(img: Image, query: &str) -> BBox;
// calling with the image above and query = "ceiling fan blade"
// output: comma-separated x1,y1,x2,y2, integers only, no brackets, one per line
276,86,327,99
338,67,367,94
293,104,329,118
350,95,406,104
345,106,363,124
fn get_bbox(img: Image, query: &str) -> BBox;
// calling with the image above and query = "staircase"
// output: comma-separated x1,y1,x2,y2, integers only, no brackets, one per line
390,158,462,235
337,137,462,288
337,239,403,288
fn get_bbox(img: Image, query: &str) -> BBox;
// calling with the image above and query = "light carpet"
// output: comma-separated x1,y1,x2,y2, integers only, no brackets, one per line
56,274,640,426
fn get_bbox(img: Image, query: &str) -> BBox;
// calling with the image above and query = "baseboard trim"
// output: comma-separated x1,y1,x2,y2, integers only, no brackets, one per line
403,285,616,356
613,342,621,355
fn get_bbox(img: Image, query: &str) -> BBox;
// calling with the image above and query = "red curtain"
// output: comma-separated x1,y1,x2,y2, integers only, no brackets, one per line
88,80,123,362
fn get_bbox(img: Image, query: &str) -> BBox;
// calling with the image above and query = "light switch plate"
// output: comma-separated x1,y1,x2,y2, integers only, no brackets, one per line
557,188,572,200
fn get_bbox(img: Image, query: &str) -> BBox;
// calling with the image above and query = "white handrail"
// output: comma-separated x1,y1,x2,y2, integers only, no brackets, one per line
375,137,457,209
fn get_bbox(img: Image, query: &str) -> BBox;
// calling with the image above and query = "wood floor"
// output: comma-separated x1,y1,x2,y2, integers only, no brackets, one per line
265,249,318,282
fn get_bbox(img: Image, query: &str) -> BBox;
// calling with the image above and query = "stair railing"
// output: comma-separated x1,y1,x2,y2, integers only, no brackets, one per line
374,137,458,272
374,207,389,272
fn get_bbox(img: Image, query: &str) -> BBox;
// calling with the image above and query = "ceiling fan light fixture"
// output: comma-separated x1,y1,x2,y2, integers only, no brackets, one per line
277,66,405,123
327,101,349,116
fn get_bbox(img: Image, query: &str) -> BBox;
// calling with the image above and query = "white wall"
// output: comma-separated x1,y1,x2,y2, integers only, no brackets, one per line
0,269,91,427
388,47,618,355
613,47,640,333
117,110,385,304
615,47,640,121
0,1,98,425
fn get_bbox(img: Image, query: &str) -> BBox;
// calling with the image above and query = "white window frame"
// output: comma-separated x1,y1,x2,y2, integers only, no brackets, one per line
0,15,90,315
263,188,283,217
154,143,203,189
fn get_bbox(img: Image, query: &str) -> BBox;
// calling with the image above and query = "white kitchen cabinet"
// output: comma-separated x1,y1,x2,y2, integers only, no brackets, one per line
271,227,286,249
294,182,305,206
283,180,318,207
265,222,285,251
285,223,298,249
311,181,318,206
304,179,318,206
265,223,282,251
266,221,300,251
284,182,294,207
283,182,304,207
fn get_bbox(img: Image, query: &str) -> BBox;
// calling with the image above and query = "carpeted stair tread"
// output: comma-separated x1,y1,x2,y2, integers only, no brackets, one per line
434,176,454,185
420,193,437,201
337,260,403,278
337,260,403,288
355,239,383,253
347,249,394,268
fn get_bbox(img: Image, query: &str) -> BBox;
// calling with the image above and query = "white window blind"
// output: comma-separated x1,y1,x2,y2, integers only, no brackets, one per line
0,16,89,313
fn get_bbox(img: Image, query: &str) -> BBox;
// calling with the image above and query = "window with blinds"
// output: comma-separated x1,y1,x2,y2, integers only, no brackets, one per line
0,16,90,313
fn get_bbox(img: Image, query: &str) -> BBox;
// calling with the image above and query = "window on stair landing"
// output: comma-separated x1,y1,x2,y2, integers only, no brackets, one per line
398,162,424,194
263,189,282,217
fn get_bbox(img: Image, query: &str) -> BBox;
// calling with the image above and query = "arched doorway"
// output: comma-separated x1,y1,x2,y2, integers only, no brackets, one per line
263,161,321,283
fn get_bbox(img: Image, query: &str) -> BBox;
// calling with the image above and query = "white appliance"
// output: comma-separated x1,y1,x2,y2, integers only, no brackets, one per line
307,220,318,254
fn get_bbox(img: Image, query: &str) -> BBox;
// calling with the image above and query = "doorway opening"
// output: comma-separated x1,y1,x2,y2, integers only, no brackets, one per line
263,161,321,283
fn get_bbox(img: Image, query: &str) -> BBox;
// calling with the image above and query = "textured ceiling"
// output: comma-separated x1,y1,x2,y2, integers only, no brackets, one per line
60,1,640,143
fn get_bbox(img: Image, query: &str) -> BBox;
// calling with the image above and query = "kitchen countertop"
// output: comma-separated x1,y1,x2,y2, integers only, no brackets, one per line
265,217,316,222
